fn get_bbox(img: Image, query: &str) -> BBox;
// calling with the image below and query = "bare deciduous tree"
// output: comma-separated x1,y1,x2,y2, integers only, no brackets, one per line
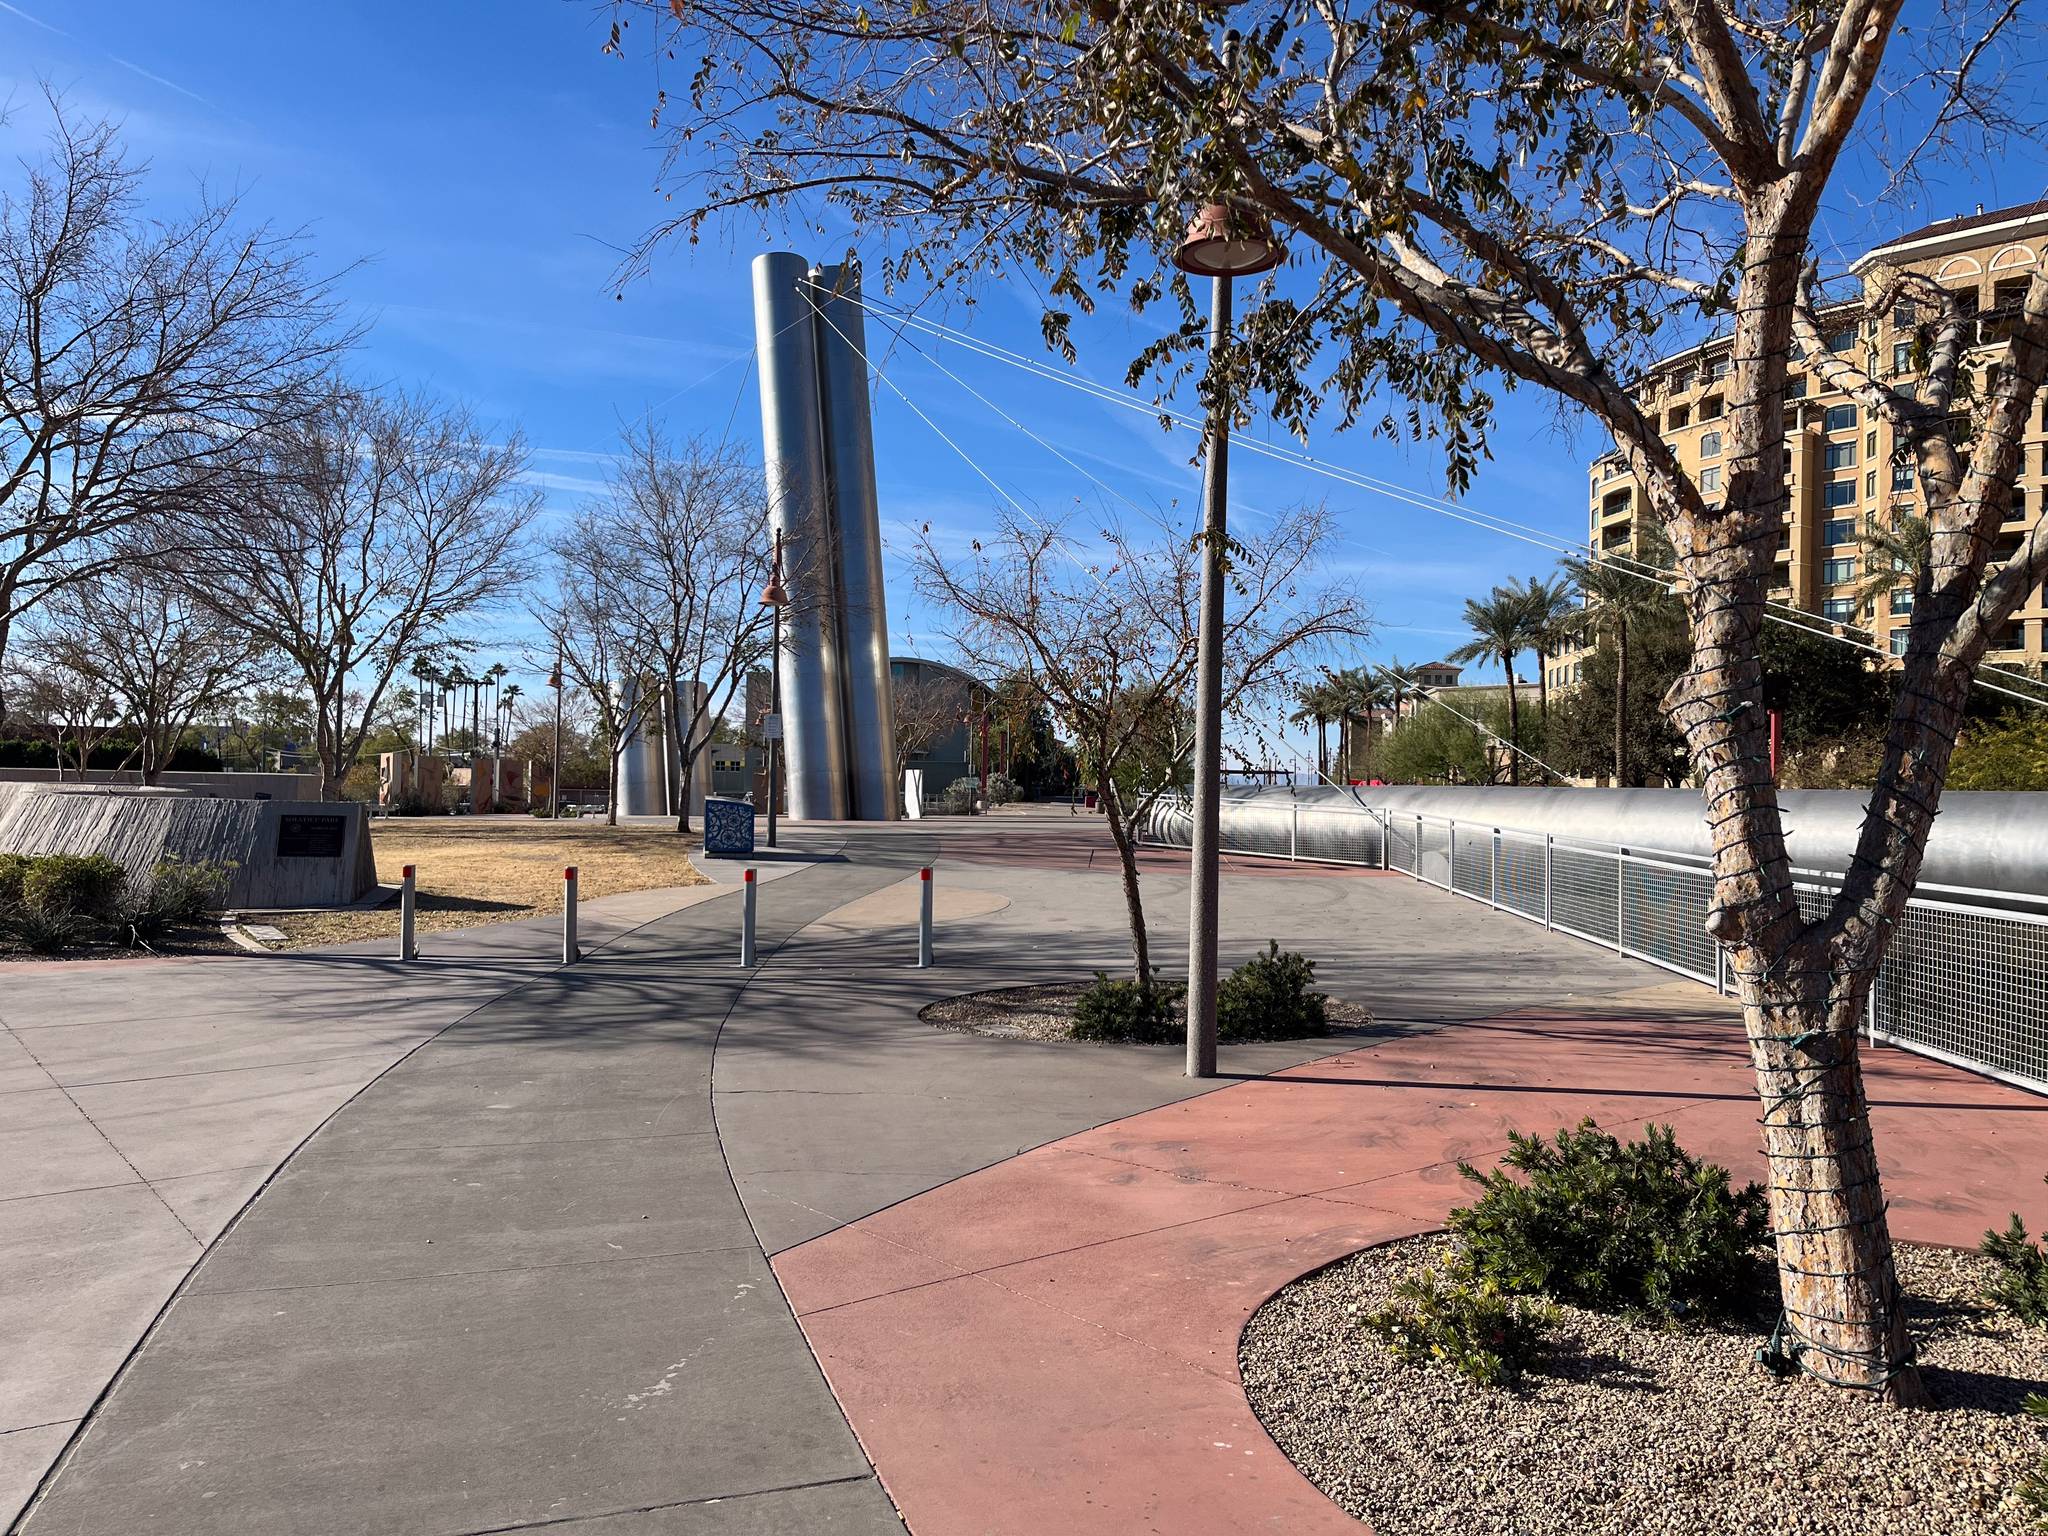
179,386,534,800
17,561,272,783
617,0,2048,1403
914,504,1363,982
597,424,775,833
892,671,972,786
0,96,343,719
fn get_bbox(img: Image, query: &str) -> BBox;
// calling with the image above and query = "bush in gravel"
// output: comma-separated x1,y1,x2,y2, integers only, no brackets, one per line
1217,941,1330,1042
1069,972,1184,1044
21,853,126,919
1983,1177,2048,1326
1363,1265,1554,1388
1450,1119,1770,1320
120,858,231,945
2021,1394,2048,1524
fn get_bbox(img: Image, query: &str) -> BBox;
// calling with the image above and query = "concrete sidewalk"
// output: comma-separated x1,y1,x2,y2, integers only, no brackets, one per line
0,882,720,1531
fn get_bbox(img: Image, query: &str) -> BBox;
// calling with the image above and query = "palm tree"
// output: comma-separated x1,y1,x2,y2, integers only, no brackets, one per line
1290,678,1339,783
1516,575,1578,726
1560,550,1680,787
1855,510,1931,624
497,683,525,752
1381,658,1421,724
1448,588,1537,784
1329,666,1377,782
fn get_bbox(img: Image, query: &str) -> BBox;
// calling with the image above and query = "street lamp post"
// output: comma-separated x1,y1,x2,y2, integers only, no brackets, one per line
759,528,788,849
1174,195,1284,1080
547,648,563,819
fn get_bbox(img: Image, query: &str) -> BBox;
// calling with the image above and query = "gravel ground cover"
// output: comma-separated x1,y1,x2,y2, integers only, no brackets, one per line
1241,1233,2044,1536
919,980,1376,1043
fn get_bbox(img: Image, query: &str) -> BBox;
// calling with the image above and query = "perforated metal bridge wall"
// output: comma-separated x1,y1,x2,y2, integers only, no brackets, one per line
1144,794,2048,1097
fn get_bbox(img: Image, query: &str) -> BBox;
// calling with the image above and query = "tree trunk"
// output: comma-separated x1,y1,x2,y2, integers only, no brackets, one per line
1097,773,1151,985
1614,616,1628,789
1660,199,1926,1405
1316,717,1328,782
1503,649,1521,786
1536,648,1550,725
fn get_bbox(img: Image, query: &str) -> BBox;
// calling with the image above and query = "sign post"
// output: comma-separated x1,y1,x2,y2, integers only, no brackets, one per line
563,866,579,963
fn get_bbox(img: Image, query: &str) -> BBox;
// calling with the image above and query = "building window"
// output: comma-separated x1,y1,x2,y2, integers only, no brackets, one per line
1823,517,1856,546
1891,341,1913,375
1699,394,1725,421
1866,470,1877,498
1823,597,1856,621
1699,430,1722,458
1823,557,1859,584
1699,466,1722,492
1667,404,1691,430
1891,462,1914,490
1707,355,1731,381
1865,429,1878,456
1892,301,1918,327
1602,488,1631,517
1786,374,1807,399
1890,631,1910,656
1824,441,1856,470
1824,327,1855,353
1824,479,1857,508
1890,589,1915,615
1824,403,1858,432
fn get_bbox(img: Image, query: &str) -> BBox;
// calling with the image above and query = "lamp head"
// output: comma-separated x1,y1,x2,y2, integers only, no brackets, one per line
1173,202,1284,278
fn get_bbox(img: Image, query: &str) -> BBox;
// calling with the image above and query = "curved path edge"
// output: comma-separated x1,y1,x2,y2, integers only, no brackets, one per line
771,982,2048,1536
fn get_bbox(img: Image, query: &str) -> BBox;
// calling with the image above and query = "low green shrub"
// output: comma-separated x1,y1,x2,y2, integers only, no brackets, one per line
1217,941,1330,1041
984,772,1018,806
21,854,126,919
1069,972,1184,1044
1363,1265,1555,1388
1983,1176,2048,1326
2020,1394,2048,1523
0,901,95,954
1450,1119,1770,1320
943,779,977,815
0,852,30,906
120,858,231,945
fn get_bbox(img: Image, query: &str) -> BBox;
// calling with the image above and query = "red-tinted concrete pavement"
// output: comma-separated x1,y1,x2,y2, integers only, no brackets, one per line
772,982,2048,1536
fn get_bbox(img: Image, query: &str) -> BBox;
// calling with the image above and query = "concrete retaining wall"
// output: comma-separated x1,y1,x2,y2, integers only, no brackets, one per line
0,769,319,800
0,785,376,909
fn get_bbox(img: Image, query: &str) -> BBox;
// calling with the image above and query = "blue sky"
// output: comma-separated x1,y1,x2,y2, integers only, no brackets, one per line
4,3,2044,766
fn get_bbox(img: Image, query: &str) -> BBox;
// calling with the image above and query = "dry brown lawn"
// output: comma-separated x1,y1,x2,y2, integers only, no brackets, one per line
262,817,708,949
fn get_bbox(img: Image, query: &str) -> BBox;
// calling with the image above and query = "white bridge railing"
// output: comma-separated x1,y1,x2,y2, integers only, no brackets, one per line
1144,794,2048,1098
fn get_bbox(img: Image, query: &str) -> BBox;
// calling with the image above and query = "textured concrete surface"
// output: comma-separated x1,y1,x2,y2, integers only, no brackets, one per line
774,981,2048,1536
0,882,715,1531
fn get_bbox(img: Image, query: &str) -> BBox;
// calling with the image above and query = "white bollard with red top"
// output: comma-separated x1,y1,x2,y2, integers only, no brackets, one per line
918,866,934,968
399,865,417,961
563,866,579,963
740,867,758,967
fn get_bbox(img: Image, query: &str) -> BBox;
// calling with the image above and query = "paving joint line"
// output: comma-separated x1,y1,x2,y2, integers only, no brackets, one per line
436,1472,882,1535
183,1241,767,1300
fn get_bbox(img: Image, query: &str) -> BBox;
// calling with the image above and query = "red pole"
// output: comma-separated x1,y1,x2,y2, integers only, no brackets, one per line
980,713,991,798
1768,708,1781,779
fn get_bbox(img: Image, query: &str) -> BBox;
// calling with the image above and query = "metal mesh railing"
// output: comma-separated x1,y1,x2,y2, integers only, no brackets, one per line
1142,793,2048,1095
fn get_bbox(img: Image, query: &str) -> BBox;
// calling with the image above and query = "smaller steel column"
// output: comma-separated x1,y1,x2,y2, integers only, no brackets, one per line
399,865,417,960
1290,803,1299,862
741,867,758,967
1615,849,1628,954
917,866,934,968
1490,829,1500,909
563,867,579,963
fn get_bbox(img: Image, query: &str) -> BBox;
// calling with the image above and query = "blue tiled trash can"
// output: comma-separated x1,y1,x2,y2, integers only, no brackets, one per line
703,796,757,857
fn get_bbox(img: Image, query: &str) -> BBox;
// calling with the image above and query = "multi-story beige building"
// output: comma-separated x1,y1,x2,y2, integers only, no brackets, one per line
1566,199,2048,693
